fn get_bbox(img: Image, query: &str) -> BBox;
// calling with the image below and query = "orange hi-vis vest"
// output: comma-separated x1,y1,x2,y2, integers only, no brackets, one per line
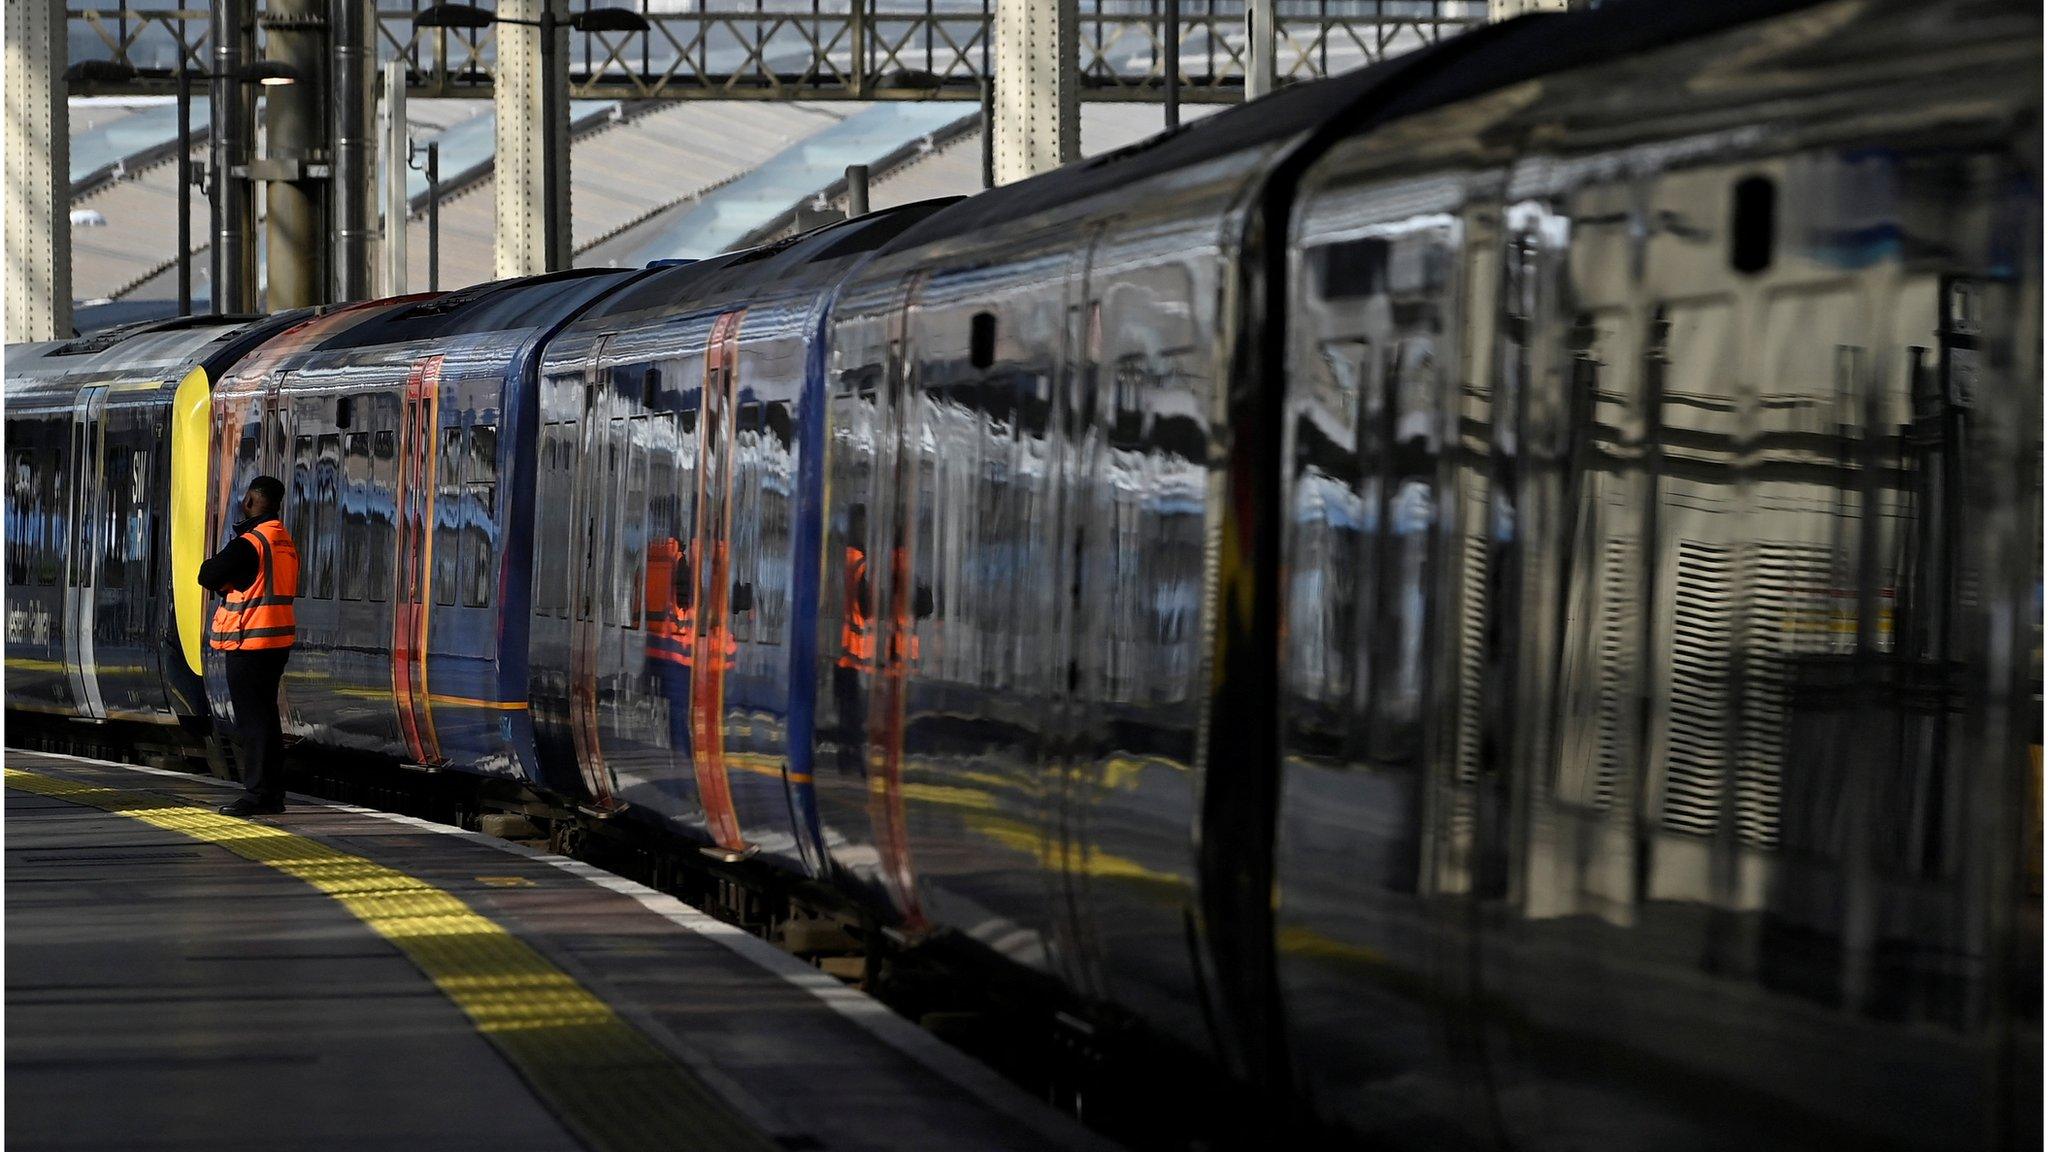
646,538,736,670
838,546,873,669
209,518,299,651
646,538,691,666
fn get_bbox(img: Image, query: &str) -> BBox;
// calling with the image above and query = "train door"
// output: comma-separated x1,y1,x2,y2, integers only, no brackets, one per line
862,281,928,920
61,384,111,719
648,358,703,821
1049,236,1109,998
1064,221,1228,1048
816,284,907,897
92,390,164,717
568,338,625,809
204,371,289,736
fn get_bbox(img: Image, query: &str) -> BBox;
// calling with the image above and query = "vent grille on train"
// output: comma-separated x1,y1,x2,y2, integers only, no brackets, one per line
1582,534,1638,814
1661,540,1738,839
1453,514,1487,789
1660,539,1835,848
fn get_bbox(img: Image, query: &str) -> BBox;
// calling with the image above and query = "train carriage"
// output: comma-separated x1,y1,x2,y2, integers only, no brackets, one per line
818,126,1279,1060
202,271,639,789
1269,2,2043,1147
5,314,309,731
530,202,953,874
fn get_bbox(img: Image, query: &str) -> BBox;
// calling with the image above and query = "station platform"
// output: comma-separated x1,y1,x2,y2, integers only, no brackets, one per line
5,751,1115,1152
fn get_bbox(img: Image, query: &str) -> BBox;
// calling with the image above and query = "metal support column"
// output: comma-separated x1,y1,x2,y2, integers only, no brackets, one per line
1244,0,1274,100
496,0,571,277
1163,0,1180,129
992,0,1078,185
380,60,409,296
177,66,195,315
261,0,330,309
212,0,258,313
330,0,374,301
5,0,72,340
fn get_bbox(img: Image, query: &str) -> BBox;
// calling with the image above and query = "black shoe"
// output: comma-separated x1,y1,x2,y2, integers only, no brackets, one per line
219,796,285,817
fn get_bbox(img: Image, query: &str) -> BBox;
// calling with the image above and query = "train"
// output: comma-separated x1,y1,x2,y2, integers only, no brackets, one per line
7,0,2041,1146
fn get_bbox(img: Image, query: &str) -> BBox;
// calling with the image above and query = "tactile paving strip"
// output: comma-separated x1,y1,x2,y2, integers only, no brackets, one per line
4,767,780,1152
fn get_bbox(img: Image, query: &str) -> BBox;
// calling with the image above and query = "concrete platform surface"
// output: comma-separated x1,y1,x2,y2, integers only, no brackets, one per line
5,750,1115,1152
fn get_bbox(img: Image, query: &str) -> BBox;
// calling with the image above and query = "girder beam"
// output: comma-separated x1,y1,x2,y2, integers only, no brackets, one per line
60,4,1484,102
7,0,72,341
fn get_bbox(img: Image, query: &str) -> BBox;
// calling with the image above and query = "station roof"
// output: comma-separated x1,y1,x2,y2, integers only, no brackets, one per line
69,97,1222,321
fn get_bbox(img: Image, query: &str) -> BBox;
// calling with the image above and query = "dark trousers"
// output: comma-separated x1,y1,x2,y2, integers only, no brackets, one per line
657,658,693,761
224,648,291,803
832,664,864,777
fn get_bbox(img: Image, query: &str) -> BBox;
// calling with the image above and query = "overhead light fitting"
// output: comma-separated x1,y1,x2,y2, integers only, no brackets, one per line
236,60,304,87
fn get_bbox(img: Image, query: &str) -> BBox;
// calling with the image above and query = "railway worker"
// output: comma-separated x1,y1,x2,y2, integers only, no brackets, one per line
198,475,299,817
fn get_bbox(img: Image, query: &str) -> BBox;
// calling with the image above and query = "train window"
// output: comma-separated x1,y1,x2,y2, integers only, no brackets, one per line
463,423,498,609
533,425,555,616
728,402,760,645
646,412,679,630
340,432,370,600
270,402,289,467
1311,237,1388,301
434,425,462,607
1368,336,1440,767
36,442,61,586
534,422,572,617
912,397,937,672
648,414,677,544
313,433,341,599
553,420,577,617
9,449,35,586
368,428,396,602
68,421,91,590
292,434,317,591
600,420,624,627
977,375,1018,690
621,417,648,630
672,405,699,628
532,426,552,617
133,438,156,599
101,445,133,590
756,400,793,647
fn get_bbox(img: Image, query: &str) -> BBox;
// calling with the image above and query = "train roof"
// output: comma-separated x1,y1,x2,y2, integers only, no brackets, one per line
576,198,960,325
891,0,1836,250
3,312,311,405
292,267,639,355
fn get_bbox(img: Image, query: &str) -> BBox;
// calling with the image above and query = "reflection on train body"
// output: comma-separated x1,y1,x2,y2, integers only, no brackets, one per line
1276,24,2041,1148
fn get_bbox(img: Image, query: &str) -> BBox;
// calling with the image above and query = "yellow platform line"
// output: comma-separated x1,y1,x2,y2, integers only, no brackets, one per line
3,767,775,1152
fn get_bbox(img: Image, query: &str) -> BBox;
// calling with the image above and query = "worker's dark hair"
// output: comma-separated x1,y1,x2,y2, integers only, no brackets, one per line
249,475,286,507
